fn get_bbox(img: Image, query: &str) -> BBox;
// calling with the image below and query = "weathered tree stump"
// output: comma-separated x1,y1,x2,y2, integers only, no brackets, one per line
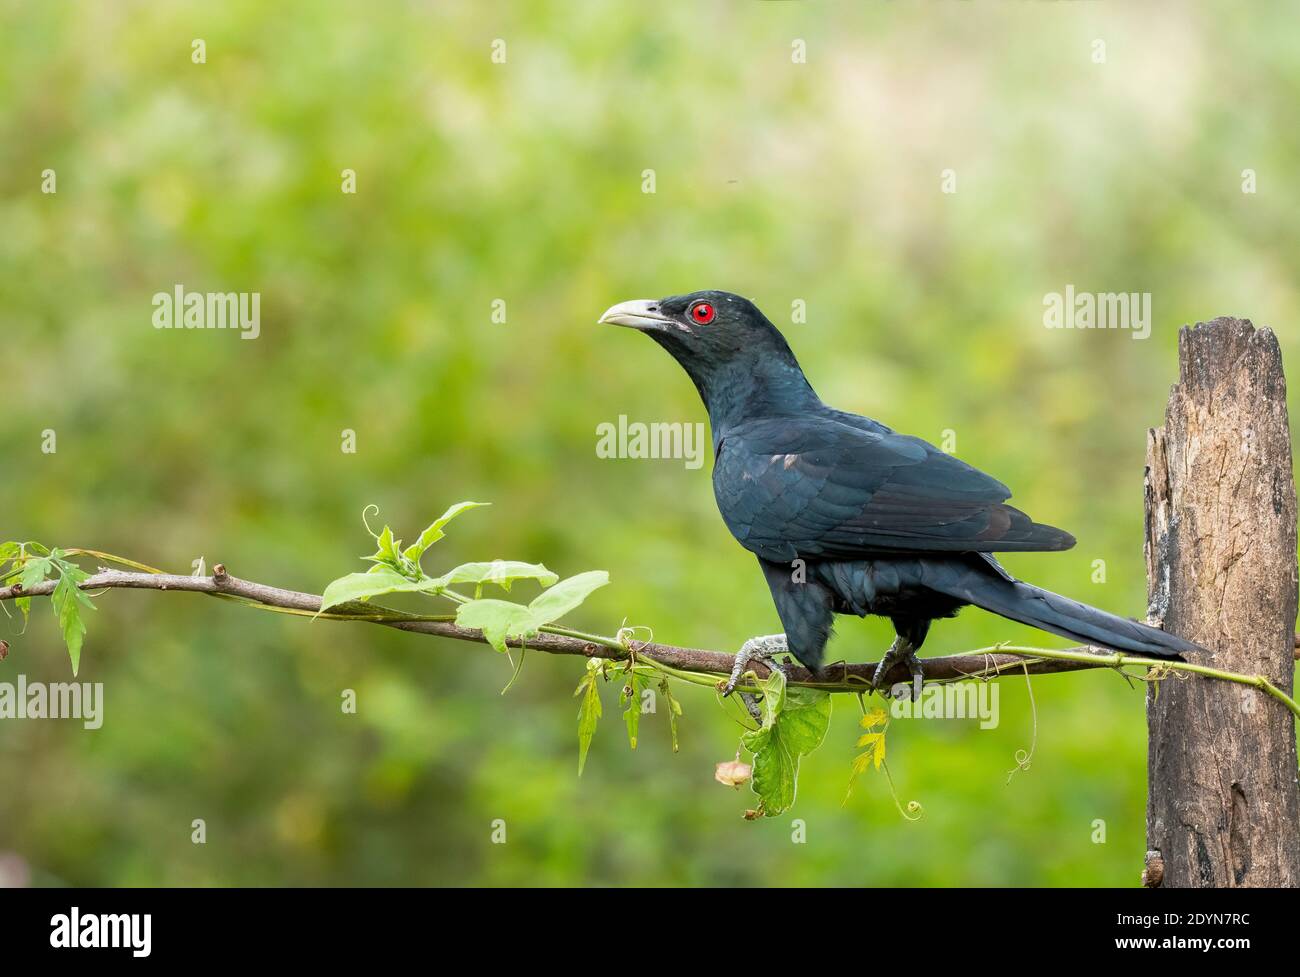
1144,317,1300,887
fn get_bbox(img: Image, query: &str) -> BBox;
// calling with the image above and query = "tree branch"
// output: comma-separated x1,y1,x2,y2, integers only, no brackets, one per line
0,565,1149,691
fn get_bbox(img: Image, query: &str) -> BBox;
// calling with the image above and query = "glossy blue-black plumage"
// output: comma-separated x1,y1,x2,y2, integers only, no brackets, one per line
613,290,1200,670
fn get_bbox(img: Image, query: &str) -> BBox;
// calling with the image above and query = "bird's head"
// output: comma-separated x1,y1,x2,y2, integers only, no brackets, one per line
599,290,817,421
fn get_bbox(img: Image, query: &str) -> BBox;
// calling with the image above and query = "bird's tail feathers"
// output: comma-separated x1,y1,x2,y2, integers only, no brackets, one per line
934,568,1202,660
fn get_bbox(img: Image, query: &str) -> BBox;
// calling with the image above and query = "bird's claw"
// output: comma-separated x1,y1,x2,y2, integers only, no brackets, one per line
737,692,765,724
722,633,789,697
871,637,924,698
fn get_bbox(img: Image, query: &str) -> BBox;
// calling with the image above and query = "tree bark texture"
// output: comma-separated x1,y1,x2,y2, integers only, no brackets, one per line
1144,317,1299,887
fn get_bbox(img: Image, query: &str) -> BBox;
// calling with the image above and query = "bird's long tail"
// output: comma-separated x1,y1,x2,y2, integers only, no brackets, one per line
928,561,1202,659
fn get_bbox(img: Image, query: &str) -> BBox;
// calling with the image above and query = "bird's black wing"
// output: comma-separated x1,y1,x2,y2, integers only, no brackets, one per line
713,414,1075,562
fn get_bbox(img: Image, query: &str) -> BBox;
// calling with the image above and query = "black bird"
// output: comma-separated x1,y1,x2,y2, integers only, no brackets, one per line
600,290,1200,692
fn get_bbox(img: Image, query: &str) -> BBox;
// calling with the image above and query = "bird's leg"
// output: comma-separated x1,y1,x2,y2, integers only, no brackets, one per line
737,692,765,724
871,635,924,697
722,633,789,697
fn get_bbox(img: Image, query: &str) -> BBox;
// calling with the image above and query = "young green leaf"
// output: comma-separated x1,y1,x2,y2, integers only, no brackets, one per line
56,561,93,600
454,570,609,653
747,665,787,729
402,501,491,563
739,670,832,817
454,599,537,654
528,571,609,625
434,560,557,592
620,663,642,750
13,556,51,628
18,556,52,591
575,662,603,775
318,566,434,613
658,678,683,753
50,567,94,675
362,525,404,571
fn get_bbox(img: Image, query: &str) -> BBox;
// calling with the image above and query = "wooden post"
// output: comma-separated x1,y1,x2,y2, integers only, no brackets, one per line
1143,317,1300,887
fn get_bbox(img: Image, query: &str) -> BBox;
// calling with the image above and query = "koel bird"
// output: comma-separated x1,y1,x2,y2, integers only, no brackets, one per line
600,290,1201,693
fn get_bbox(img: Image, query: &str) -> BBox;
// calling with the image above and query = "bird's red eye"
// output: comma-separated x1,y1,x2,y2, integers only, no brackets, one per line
689,302,716,325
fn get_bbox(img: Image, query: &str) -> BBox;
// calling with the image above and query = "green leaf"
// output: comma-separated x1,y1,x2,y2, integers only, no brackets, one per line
51,569,94,675
19,556,52,591
575,661,603,775
741,675,779,728
318,566,435,613
454,598,537,654
0,541,20,569
739,670,832,817
363,524,403,570
620,663,643,750
528,570,609,625
659,678,682,753
434,560,557,592
454,570,608,653
55,560,94,601
402,501,491,563
13,556,51,628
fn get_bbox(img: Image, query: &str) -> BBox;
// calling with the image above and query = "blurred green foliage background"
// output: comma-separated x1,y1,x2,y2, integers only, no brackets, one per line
2,0,1297,887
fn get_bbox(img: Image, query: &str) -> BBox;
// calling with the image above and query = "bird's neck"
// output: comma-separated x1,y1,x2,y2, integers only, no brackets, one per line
694,358,823,436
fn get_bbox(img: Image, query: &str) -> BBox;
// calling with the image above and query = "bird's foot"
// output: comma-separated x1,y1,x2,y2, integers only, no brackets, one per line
722,633,789,697
871,636,924,697
737,692,765,724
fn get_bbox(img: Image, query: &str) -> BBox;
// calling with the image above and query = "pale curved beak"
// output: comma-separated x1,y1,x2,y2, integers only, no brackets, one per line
598,299,675,331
